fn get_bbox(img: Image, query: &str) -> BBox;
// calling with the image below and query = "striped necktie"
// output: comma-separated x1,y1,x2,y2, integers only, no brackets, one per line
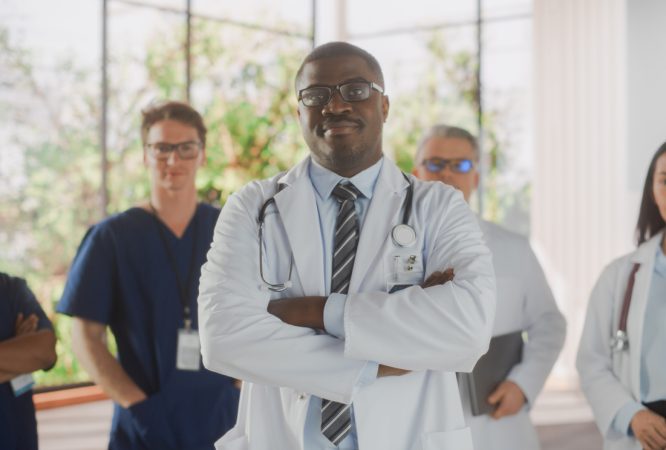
321,182,361,445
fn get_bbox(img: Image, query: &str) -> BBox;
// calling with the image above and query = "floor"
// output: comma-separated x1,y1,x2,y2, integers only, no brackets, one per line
37,388,604,450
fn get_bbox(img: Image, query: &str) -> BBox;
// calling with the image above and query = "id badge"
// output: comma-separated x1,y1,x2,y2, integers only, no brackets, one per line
176,329,201,371
11,373,35,397
385,252,424,293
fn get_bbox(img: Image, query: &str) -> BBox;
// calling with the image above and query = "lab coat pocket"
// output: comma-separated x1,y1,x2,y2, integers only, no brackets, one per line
422,426,473,450
384,251,424,292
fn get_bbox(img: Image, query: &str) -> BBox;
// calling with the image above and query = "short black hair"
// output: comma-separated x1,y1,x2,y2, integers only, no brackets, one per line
636,141,666,245
294,41,385,92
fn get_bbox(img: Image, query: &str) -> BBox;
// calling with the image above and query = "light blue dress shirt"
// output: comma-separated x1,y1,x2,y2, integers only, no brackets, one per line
302,157,382,450
613,245,666,434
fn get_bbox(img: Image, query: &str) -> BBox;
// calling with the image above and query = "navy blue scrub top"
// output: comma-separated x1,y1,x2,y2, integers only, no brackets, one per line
57,204,239,450
0,273,53,450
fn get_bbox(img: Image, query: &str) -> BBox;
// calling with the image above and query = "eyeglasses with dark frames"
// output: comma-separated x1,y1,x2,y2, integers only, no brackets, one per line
298,80,384,107
145,141,202,161
422,157,475,174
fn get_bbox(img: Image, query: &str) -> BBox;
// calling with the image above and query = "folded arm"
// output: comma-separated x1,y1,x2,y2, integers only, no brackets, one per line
0,313,57,383
199,190,369,403
267,270,456,377
342,191,495,372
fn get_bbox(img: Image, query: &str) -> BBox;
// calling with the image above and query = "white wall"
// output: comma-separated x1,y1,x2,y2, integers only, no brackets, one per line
627,0,666,191
533,0,666,387
532,0,630,386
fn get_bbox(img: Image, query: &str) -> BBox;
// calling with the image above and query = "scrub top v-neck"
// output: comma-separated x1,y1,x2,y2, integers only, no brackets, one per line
58,203,239,450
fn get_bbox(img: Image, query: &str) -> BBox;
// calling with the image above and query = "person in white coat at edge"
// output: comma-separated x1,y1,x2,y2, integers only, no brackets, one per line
577,142,666,450
197,42,496,450
412,124,566,450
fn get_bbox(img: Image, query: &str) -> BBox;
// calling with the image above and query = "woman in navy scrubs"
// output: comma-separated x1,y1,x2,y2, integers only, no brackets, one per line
0,273,57,450
58,101,239,450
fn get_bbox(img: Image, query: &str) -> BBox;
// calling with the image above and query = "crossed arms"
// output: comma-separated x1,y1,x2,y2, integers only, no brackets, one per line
0,313,57,383
198,185,495,402
267,269,455,378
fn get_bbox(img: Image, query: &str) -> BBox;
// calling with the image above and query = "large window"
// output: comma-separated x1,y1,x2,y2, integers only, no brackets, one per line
1,0,532,386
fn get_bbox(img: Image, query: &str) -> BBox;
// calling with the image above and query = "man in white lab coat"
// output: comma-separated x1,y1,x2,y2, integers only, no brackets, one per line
413,124,566,450
198,43,496,450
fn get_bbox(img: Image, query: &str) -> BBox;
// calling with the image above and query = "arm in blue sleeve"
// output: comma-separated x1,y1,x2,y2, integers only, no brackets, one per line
324,294,379,394
324,293,347,339
15,279,53,331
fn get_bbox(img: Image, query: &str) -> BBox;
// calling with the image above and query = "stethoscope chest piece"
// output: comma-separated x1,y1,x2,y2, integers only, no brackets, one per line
610,329,629,352
392,224,416,248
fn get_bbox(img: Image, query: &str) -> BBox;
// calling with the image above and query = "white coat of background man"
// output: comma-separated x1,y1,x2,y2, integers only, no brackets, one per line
413,124,566,450
198,43,496,450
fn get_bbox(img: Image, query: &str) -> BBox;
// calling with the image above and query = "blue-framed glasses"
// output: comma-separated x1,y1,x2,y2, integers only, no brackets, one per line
422,157,474,174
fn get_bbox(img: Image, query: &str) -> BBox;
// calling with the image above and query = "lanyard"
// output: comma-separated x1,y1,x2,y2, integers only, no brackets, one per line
149,204,199,330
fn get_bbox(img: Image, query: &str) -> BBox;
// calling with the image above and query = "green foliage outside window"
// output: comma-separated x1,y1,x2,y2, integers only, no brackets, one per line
0,21,524,386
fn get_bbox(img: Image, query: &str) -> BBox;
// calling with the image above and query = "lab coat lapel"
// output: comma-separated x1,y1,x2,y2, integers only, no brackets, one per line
350,160,409,293
273,158,325,297
627,232,661,397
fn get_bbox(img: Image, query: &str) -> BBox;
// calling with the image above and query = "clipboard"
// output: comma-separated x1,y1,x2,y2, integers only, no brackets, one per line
459,330,524,416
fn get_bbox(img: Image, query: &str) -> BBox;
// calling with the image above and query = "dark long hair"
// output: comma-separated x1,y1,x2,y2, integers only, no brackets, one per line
636,142,666,245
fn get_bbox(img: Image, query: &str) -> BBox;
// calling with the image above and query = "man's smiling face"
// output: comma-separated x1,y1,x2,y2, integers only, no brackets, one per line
296,54,389,177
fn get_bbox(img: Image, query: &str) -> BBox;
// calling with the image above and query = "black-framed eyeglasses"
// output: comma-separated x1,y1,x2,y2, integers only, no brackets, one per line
422,157,474,174
298,80,384,107
145,141,202,160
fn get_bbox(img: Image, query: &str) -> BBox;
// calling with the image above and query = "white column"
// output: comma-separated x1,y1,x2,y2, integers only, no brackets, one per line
626,0,666,187
314,0,348,45
532,0,630,386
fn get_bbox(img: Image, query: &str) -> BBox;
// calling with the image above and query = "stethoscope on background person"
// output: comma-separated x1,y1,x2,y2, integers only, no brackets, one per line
610,263,641,352
257,173,416,292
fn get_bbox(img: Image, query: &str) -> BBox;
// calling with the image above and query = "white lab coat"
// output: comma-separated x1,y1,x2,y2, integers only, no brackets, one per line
198,156,496,450
460,220,566,450
577,231,664,450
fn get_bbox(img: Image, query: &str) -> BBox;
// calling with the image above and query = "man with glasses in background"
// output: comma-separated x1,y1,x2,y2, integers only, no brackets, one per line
198,42,496,450
413,124,566,450
58,101,239,450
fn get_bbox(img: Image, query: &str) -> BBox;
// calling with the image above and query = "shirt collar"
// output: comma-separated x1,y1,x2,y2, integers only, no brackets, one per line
655,244,666,277
309,157,384,201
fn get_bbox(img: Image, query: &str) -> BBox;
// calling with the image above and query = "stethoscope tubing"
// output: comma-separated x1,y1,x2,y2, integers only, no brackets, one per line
257,173,415,292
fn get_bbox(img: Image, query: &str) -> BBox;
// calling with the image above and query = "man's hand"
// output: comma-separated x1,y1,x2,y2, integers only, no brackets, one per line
377,364,410,378
15,313,39,336
630,409,666,450
487,380,526,420
267,296,327,329
421,268,455,288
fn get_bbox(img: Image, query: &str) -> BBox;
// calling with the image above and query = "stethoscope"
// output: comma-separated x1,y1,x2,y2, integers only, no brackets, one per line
610,263,641,352
257,173,416,292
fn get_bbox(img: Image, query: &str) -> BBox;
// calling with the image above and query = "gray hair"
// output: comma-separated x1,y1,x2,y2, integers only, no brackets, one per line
415,124,479,162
